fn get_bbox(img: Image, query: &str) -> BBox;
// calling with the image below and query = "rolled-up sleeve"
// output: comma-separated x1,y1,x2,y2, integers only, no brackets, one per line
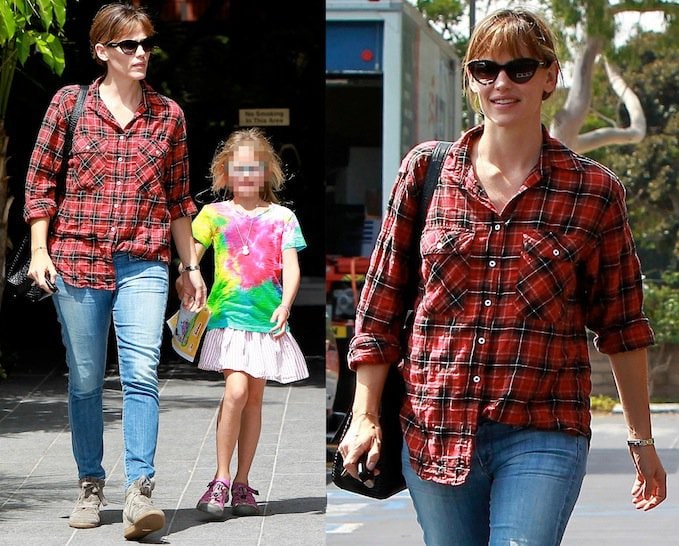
585,178,655,353
24,87,74,221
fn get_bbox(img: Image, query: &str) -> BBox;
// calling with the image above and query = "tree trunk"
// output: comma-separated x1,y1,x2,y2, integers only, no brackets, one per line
550,37,602,151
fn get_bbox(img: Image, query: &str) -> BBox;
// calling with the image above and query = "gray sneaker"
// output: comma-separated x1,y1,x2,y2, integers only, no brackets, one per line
69,477,107,529
122,476,165,540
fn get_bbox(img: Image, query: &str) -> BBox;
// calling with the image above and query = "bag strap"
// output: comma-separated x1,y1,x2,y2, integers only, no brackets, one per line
414,141,453,235
402,140,453,317
58,84,88,183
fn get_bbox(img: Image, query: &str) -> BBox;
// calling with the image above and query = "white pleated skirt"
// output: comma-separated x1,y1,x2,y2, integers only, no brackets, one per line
198,327,309,384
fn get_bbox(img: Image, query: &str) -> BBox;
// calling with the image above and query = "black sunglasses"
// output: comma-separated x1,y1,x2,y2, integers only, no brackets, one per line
105,37,156,55
467,58,550,85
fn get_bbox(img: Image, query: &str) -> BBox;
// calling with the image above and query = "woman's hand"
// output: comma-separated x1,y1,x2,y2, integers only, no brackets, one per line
27,247,58,293
269,305,290,338
338,413,382,484
629,446,667,510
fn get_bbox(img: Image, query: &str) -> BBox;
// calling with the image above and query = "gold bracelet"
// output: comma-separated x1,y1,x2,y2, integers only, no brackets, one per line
354,411,380,419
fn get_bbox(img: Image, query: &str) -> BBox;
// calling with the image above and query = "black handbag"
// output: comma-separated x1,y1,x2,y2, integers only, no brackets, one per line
331,140,453,499
6,85,88,302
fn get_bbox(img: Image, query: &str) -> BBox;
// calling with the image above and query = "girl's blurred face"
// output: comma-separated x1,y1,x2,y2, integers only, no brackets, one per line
227,143,267,198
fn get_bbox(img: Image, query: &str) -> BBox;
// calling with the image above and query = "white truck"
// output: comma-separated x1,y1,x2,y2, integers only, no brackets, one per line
326,0,463,418
326,0,462,258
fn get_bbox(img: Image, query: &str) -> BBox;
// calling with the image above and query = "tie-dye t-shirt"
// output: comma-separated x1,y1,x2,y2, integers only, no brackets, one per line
192,201,306,332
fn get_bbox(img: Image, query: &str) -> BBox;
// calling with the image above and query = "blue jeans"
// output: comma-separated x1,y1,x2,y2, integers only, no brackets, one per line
53,254,169,487
403,421,589,546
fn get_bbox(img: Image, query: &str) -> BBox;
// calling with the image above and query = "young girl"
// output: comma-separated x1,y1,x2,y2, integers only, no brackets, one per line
178,128,308,517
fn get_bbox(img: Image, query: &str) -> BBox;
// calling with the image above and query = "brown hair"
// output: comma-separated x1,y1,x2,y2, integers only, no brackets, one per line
463,8,560,108
210,128,285,204
89,3,155,66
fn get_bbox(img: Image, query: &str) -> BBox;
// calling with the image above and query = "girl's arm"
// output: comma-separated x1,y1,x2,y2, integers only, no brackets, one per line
609,348,667,510
270,247,300,337
171,216,207,311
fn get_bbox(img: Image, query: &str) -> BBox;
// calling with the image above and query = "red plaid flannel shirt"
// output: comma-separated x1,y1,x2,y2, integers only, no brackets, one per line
24,79,197,289
348,126,654,485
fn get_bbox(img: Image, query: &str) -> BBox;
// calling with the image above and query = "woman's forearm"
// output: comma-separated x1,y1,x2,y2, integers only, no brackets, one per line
609,348,653,439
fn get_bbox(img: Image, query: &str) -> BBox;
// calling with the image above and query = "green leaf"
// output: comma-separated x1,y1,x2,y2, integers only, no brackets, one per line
53,0,67,28
14,0,30,18
0,1,17,41
15,32,34,65
36,0,53,30
45,33,65,75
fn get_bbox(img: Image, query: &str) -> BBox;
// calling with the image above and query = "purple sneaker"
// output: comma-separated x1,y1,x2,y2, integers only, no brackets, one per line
196,480,230,517
231,482,259,516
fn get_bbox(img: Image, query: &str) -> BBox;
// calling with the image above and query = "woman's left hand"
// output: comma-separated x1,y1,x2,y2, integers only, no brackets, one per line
629,446,667,510
338,413,382,483
269,305,290,338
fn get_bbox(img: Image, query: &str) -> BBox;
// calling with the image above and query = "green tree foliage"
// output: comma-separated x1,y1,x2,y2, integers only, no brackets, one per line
586,28,679,274
0,0,67,117
644,273,679,345
414,0,466,55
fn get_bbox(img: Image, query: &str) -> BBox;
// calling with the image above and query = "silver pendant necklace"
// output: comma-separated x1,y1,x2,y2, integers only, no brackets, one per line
234,213,255,256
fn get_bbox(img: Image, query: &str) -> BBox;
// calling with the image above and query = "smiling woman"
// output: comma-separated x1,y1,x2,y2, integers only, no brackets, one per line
341,6,666,545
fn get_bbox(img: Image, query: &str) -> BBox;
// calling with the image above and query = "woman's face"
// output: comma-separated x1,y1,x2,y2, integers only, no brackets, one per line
468,49,557,128
95,23,152,81
227,144,267,199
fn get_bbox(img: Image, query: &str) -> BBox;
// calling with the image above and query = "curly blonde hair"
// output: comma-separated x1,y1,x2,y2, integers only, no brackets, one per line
210,128,284,204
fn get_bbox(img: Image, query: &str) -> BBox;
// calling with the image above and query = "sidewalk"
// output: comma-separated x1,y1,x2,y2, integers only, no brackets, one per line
0,357,326,545
327,411,679,545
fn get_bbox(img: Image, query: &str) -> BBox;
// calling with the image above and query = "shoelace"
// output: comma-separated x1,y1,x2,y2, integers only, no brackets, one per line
233,484,259,501
211,482,227,500
82,481,108,506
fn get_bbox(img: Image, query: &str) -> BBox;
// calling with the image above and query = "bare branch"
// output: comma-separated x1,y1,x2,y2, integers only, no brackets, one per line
574,58,646,154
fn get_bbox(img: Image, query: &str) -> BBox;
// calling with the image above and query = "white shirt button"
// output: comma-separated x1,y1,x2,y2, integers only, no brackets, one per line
478,337,486,344
489,260,496,267
119,135,124,140
436,242,444,250
113,203,119,209
117,157,123,162
552,249,560,256
484,299,492,307
494,224,501,231
472,376,481,383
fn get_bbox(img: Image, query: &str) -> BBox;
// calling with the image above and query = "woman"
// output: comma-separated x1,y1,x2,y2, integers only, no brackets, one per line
340,8,666,546
24,4,206,540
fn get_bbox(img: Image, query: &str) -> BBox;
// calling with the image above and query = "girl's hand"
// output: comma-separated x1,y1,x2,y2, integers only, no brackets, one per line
269,304,290,338
180,269,207,311
338,413,382,482
629,446,667,510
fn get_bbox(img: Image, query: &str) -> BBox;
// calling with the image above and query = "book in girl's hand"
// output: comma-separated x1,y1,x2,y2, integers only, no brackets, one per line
166,306,211,362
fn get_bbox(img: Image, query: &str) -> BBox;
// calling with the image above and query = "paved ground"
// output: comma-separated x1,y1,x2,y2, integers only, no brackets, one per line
0,357,326,545
327,412,679,545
